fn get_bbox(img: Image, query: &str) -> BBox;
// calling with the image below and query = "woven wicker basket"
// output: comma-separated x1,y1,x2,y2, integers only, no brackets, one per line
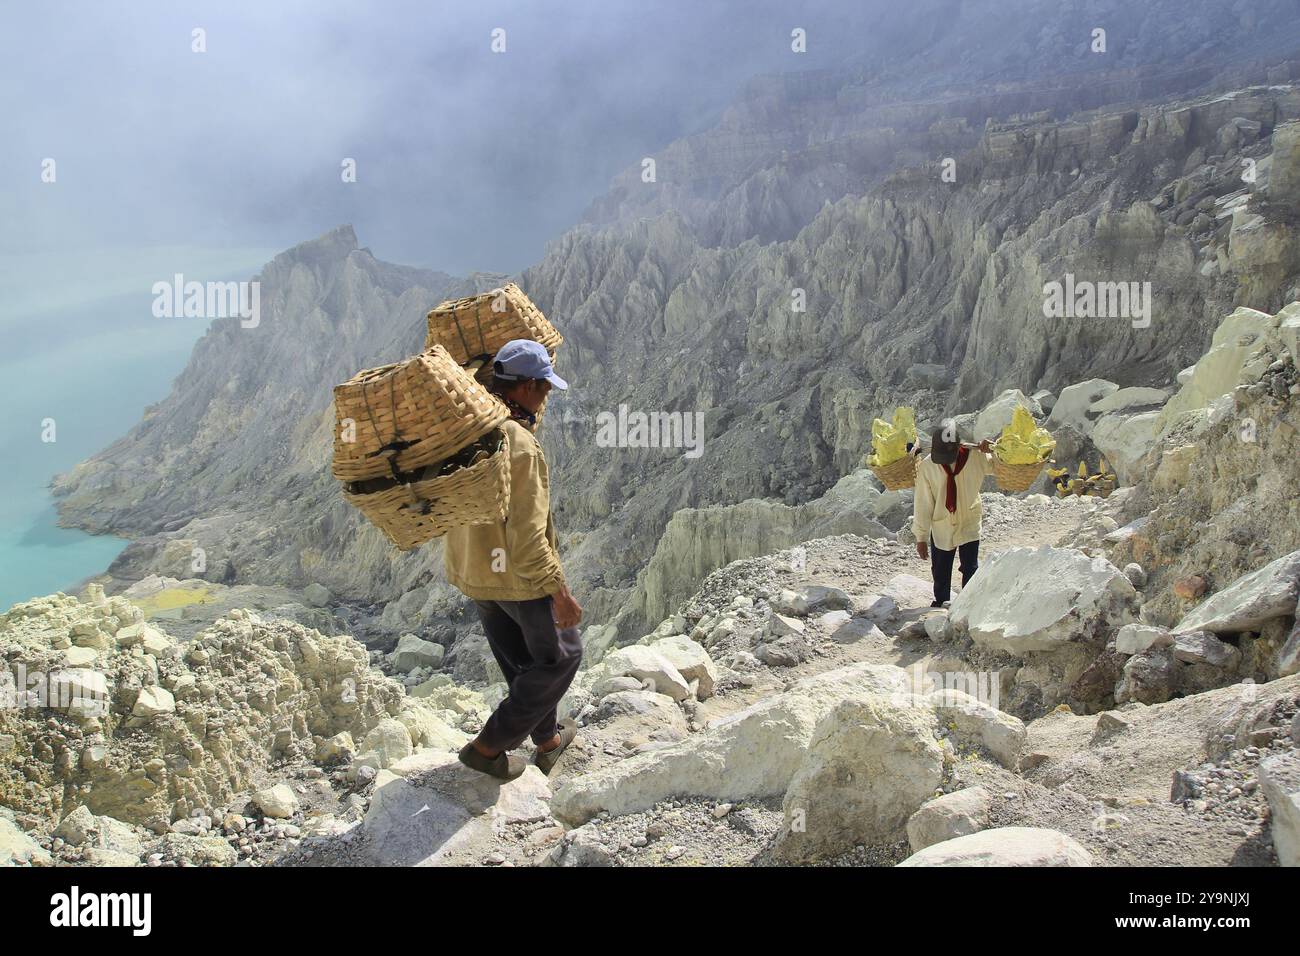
426,283,563,363
992,457,1047,493
342,429,510,550
332,346,507,483
870,454,917,491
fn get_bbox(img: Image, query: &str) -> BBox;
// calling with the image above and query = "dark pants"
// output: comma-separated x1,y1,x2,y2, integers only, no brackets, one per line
931,536,979,604
473,596,583,753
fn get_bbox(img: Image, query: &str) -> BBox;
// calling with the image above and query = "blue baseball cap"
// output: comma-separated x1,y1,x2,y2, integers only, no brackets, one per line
492,339,568,390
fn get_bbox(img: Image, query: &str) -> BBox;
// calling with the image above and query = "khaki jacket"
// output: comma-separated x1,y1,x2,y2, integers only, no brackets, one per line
443,419,567,601
912,450,993,551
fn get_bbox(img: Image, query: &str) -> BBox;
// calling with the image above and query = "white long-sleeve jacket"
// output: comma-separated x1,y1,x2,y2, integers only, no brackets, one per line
911,451,994,551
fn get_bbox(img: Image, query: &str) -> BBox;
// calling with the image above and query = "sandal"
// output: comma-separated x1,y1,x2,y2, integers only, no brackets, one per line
458,742,527,780
534,718,578,774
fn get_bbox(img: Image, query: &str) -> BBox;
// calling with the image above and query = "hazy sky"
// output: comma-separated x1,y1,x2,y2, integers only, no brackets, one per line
2,0,884,297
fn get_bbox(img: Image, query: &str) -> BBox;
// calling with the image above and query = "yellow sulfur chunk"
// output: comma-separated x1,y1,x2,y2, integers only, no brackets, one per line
866,406,917,468
992,405,1056,464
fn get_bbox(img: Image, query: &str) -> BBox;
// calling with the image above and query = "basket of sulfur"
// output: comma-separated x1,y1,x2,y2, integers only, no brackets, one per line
1047,459,1116,498
865,406,918,491
990,405,1056,492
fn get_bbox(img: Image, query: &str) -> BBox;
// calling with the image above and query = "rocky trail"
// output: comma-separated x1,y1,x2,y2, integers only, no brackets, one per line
9,483,1294,868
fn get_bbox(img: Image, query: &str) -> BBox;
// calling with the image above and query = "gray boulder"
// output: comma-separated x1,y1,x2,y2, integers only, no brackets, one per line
1258,751,1300,867
898,827,1093,867
906,787,991,852
1171,631,1240,669
1115,647,1178,704
1048,379,1119,435
389,633,446,673
774,697,942,863
1173,550,1300,635
949,546,1136,654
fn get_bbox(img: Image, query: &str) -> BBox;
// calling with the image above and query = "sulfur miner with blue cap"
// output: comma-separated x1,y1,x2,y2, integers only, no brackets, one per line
444,338,584,780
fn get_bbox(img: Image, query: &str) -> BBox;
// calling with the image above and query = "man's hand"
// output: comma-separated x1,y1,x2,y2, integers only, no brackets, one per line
978,438,993,454
916,541,928,561
552,585,583,629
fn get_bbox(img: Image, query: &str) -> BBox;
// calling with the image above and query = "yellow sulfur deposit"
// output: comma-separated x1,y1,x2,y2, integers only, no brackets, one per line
866,406,917,468
992,405,1056,464
128,585,214,619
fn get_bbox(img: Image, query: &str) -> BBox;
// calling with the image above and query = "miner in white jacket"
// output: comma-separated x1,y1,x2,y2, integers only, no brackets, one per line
912,425,995,607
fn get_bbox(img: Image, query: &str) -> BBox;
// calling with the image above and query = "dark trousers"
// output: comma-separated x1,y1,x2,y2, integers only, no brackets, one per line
931,536,979,604
473,597,583,753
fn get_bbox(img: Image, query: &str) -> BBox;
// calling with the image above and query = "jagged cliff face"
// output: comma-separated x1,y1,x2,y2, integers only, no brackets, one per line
532,85,1300,640
51,2,1300,647
53,227,475,615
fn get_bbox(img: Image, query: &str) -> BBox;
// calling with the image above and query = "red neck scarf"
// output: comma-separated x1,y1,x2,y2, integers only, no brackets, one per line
940,447,969,513
499,394,537,430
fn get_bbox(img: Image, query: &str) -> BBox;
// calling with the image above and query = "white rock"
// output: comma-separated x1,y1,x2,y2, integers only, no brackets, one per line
1048,379,1119,436
543,826,614,867
1173,550,1300,635
316,732,355,763
303,583,332,607
1157,306,1282,437
54,806,99,845
754,635,808,667
131,686,176,719
1171,631,1240,668
704,617,738,648
396,702,467,751
648,635,719,700
115,621,167,650
591,675,644,698
907,787,991,852
1280,301,1300,360
1090,410,1161,485
774,697,942,862
858,592,899,623
928,690,1026,770
973,389,1043,442
1258,751,1300,867
765,612,806,638
594,690,689,742
361,719,414,770
924,612,953,643
1115,623,1173,655
388,633,445,673
55,807,143,860
551,663,910,825
0,817,50,866
253,784,299,819
880,574,935,609
776,585,852,616
949,546,1136,654
1281,617,1300,678
364,751,552,865
817,609,852,629
897,826,1093,867
1088,386,1169,415
63,646,99,667
824,615,886,644
601,645,691,701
